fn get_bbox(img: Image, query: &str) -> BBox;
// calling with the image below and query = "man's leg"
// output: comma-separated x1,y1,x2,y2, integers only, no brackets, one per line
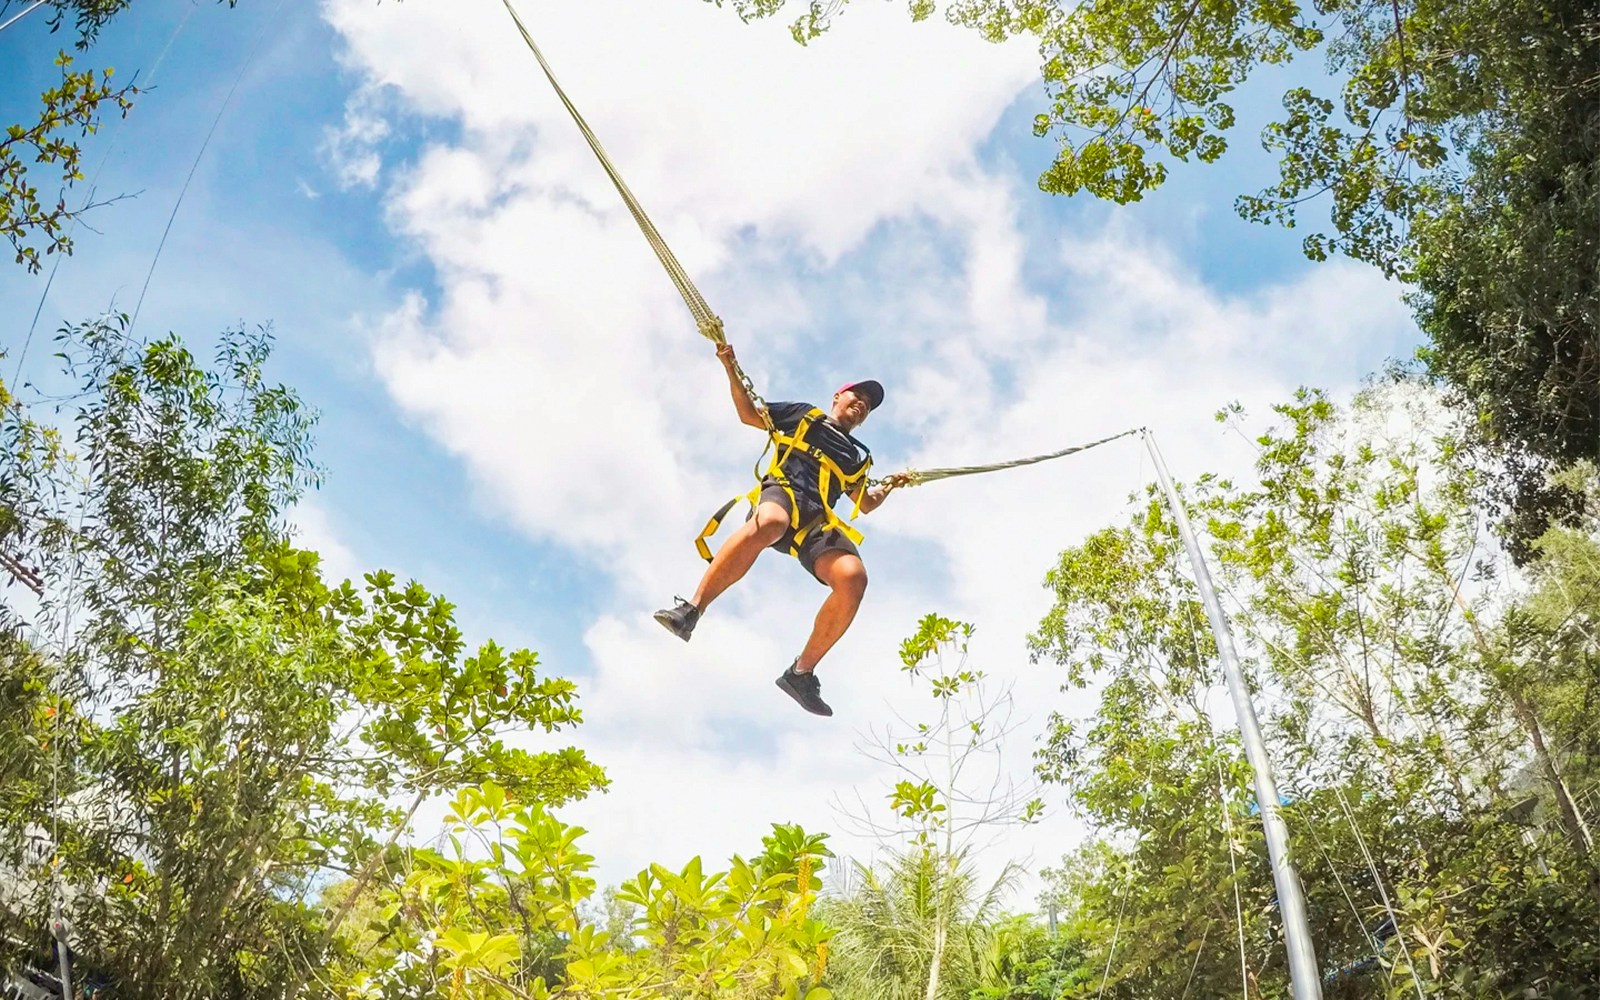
795,549,868,672
692,501,790,610
775,547,867,716
656,501,789,641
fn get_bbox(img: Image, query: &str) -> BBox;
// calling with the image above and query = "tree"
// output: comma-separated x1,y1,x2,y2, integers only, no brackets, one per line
818,614,1045,1000
1407,12,1600,557
818,849,1017,1000
0,633,54,883
1515,466,1600,810
10,1,138,43
717,0,1594,273
1029,386,1600,995
966,914,1092,1000
0,317,606,998
327,782,836,1000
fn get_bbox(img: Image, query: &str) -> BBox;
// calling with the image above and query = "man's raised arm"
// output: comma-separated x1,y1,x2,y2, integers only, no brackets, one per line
716,342,767,429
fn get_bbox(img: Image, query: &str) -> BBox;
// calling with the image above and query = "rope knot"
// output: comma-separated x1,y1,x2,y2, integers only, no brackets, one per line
697,315,726,343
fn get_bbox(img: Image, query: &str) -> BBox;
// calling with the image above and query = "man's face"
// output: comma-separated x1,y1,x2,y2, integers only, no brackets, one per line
831,388,871,430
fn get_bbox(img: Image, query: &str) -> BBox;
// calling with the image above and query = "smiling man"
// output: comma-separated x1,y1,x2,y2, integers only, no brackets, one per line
654,341,901,717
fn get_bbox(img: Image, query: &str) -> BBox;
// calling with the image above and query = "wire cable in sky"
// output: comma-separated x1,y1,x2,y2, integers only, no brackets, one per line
0,0,47,35
14,0,202,385
127,0,285,340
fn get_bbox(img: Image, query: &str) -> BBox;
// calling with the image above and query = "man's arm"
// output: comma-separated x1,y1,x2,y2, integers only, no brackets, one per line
854,475,906,515
716,342,767,429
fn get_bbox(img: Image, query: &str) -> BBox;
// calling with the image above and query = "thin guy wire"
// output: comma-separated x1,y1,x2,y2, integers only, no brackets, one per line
1334,788,1426,999
1198,536,1428,998
1178,922,1212,1000
128,0,285,339
1183,620,1250,999
1298,798,1397,992
1092,750,1162,1000
47,499,89,996
1094,876,1131,1000
0,0,44,33
16,0,201,384
1147,443,1326,1000
1174,548,1250,1000
1214,761,1252,1000
1203,517,1569,1000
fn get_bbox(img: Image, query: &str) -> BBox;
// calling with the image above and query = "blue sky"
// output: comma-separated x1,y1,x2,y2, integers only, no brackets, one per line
2,0,1421,895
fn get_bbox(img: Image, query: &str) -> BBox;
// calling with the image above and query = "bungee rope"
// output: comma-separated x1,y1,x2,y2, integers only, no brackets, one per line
495,0,779,435
876,427,1139,488
499,0,715,335
498,0,1133,488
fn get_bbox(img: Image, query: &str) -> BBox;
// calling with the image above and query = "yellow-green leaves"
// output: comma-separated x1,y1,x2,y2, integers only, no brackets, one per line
347,781,835,998
890,779,944,822
2,53,136,272
436,929,521,976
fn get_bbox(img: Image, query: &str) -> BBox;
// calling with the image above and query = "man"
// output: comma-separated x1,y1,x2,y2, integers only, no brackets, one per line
654,341,902,717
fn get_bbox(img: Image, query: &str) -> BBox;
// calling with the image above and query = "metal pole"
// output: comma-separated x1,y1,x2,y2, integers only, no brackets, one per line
50,894,73,1000
1143,429,1324,1000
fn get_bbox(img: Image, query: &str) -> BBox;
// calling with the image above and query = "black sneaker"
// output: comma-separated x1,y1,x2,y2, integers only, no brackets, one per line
775,662,833,717
653,597,700,642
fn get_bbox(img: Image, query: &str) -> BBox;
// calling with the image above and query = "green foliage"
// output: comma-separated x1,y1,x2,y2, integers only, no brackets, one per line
720,0,1592,273
41,0,138,47
0,320,604,997
1,1,243,274
888,614,1043,844
0,634,56,875
815,613,1049,1000
966,914,1091,999
329,781,835,999
1406,0,1600,557
816,850,1023,1000
1029,386,1600,995
1,51,136,272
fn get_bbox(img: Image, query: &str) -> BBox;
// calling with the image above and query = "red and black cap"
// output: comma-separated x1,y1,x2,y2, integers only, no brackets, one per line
836,379,885,411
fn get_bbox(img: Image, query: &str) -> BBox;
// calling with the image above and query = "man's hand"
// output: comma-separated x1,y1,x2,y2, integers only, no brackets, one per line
860,476,904,514
716,342,737,369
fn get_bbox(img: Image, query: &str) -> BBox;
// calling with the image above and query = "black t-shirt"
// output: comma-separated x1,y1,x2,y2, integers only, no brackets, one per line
766,401,871,510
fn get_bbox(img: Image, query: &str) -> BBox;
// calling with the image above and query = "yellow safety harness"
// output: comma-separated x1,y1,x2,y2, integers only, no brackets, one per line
695,407,873,562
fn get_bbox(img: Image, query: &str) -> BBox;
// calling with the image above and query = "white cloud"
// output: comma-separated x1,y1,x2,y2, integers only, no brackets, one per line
319,0,1420,899
323,89,393,189
289,501,364,586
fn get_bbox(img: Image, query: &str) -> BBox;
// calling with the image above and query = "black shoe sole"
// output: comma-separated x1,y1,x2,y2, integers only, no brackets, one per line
653,610,693,642
775,673,833,717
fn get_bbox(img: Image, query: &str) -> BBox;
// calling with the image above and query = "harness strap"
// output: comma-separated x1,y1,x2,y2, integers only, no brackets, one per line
694,486,762,562
695,407,872,562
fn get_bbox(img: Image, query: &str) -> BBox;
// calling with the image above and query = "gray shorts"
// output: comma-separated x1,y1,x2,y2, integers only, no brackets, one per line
750,480,861,583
